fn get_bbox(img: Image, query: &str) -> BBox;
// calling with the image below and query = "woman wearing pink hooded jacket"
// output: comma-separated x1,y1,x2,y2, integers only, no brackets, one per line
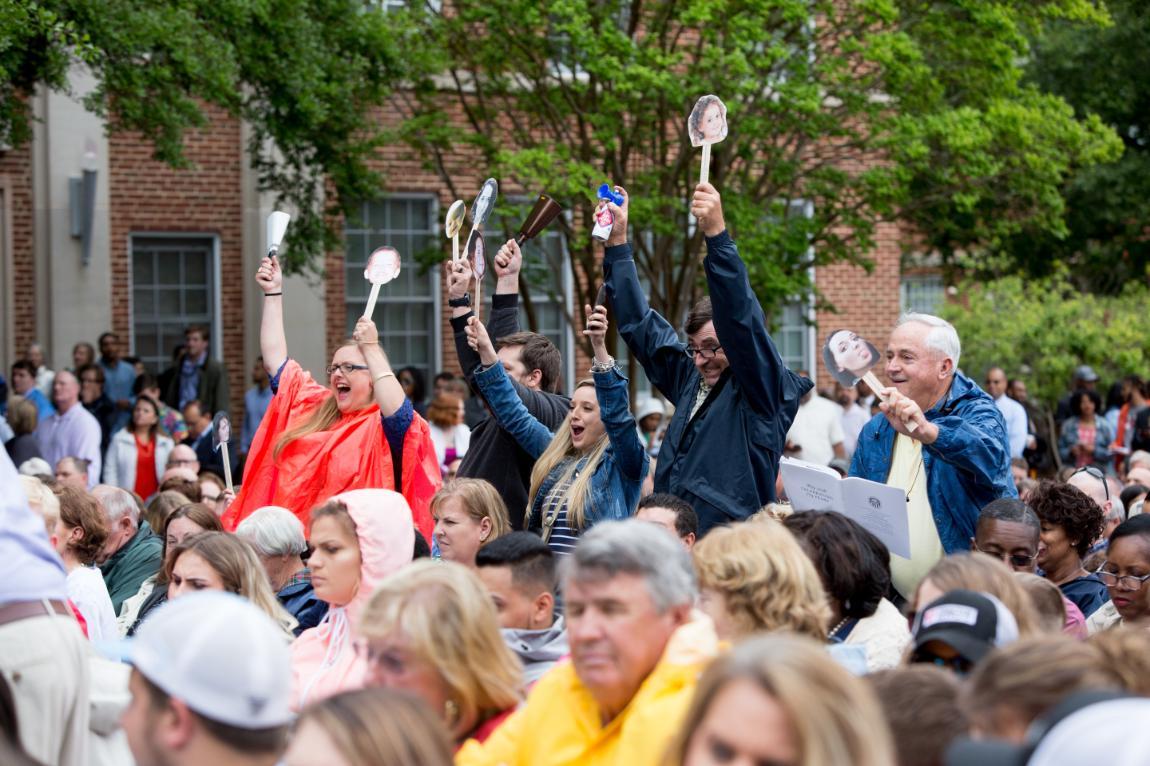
290,488,415,710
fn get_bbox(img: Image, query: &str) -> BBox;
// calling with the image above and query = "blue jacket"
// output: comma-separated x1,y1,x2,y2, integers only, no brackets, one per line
473,361,648,529
603,231,810,535
849,370,1017,553
278,579,329,637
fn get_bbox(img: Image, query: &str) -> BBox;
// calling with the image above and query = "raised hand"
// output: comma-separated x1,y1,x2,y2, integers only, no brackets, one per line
878,387,939,445
605,186,629,247
465,316,499,367
256,256,282,293
690,183,726,238
446,258,473,301
493,239,523,280
583,303,610,364
353,316,379,347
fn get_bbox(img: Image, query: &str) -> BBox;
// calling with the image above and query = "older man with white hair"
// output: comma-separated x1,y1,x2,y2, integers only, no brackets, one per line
850,313,1015,601
235,507,328,635
94,485,163,614
457,519,718,765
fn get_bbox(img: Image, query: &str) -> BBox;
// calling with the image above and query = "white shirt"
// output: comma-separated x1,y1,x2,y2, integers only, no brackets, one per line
786,395,845,468
888,434,945,599
994,393,1029,459
845,597,912,672
67,566,119,641
841,402,871,458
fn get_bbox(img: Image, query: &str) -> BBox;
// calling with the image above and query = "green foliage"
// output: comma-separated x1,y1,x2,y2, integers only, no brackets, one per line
941,271,1150,408
388,0,1120,351
0,0,407,276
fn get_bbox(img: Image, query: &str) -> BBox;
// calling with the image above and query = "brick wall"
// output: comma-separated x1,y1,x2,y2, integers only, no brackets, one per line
108,104,247,421
2,142,36,356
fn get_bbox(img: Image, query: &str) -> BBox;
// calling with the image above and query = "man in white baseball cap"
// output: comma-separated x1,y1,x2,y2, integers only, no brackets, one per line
115,591,293,766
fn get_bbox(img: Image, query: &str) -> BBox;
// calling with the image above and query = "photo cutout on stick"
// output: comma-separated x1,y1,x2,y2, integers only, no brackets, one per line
688,94,728,147
212,411,231,449
468,230,486,279
471,178,498,228
364,246,401,285
822,329,881,388
445,200,467,239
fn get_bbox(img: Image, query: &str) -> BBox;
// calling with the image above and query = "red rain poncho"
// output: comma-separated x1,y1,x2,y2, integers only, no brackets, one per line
222,360,439,539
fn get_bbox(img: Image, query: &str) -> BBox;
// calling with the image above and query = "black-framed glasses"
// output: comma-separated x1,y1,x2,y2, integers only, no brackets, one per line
1072,465,1110,501
685,345,723,360
1094,565,1150,591
973,545,1039,569
325,363,370,376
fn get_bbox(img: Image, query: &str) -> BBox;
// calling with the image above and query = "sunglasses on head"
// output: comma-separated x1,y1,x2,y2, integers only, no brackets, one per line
1072,465,1110,501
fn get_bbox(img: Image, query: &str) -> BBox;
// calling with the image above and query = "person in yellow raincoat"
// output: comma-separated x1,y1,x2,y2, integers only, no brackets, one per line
456,519,718,765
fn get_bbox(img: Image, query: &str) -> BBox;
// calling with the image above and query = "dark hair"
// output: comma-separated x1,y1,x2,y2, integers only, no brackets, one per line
55,484,109,565
1120,485,1148,515
412,529,431,559
978,498,1040,533
1069,389,1103,419
133,373,161,396
637,493,698,539
1028,481,1104,559
160,502,225,580
868,666,967,766
185,324,210,342
493,332,562,394
139,672,287,754
133,394,162,438
1124,374,1147,400
10,360,35,378
1105,381,1126,413
98,332,118,346
184,398,210,418
685,296,713,337
77,363,105,385
782,511,890,620
433,372,456,385
475,531,557,596
1109,513,1150,547
396,366,427,403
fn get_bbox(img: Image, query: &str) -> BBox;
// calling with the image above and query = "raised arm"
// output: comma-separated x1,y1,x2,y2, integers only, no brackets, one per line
692,184,810,416
450,242,523,384
353,317,406,417
255,256,288,375
601,187,696,398
586,303,648,481
465,316,554,457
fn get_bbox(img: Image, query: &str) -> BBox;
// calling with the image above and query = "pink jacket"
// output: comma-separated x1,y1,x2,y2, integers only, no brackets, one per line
289,489,415,710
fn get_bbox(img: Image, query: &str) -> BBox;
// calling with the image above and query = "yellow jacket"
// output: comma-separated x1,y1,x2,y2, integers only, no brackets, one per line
456,616,718,766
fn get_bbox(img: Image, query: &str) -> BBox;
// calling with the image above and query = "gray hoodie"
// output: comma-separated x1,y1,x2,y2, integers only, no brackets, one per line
502,615,569,686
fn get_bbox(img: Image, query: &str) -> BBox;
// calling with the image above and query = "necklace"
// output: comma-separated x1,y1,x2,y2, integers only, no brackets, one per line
904,440,923,502
827,616,851,640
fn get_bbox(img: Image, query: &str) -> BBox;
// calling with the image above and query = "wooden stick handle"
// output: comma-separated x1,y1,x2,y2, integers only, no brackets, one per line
474,279,482,323
863,370,917,433
699,143,712,186
364,282,382,320
221,442,234,493
452,233,460,264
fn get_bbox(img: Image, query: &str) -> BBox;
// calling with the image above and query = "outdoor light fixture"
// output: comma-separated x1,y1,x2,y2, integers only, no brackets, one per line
69,141,98,266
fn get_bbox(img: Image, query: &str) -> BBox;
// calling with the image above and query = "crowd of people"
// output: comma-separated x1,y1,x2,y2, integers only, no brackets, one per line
3,183,1150,766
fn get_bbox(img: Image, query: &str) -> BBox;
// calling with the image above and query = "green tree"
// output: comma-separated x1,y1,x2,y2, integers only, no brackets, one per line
941,270,1150,408
389,0,1120,354
0,0,408,275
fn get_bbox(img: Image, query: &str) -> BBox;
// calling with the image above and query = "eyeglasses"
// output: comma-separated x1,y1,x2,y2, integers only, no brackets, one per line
326,363,370,377
1072,465,1110,501
685,345,723,360
1094,565,1150,591
911,651,974,676
973,545,1038,569
167,459,197,467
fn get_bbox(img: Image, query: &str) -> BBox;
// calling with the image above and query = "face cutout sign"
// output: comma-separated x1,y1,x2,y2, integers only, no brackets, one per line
822,329,881,388
689,95,728,186
363,246,401,321
211,411,235,491
446,200,467,264
470,178,498,229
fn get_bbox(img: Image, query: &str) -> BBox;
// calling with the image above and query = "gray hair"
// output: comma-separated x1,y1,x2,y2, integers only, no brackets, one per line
235,506,308,557
561,519,697,613
896,312,961,373
93,484,140,525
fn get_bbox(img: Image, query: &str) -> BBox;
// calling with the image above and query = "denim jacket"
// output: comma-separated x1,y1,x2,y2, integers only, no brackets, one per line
472,361,648,528
849,370,1017,553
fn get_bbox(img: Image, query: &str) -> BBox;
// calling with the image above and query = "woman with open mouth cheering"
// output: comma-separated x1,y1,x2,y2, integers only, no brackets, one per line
222,254,440,540
465,304,647,555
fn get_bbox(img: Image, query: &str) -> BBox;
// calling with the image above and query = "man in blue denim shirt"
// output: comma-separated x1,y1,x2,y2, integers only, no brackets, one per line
602,184,810,535
849,314,1015,599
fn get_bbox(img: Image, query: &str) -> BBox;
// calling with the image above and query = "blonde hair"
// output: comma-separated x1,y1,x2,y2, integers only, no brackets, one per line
296,688,453,766
1088,627,1150,695
526,379,610,531
166,532,297,637
359,560,523,741
916,553,1041,636
20,476,59,533
963,636,1122,737
692,518,831,640
1014,572,1066,633
6,396,37,435
274,341,358,459
431,479,511,542
142,490,191,535
666,634,896,766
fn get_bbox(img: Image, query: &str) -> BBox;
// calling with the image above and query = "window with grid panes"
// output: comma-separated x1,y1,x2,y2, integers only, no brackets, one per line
131,236,217,374
900,274,945,315
344,197,440,382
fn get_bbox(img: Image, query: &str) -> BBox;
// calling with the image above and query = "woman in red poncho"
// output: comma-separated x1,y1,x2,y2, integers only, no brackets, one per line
223,254,440,539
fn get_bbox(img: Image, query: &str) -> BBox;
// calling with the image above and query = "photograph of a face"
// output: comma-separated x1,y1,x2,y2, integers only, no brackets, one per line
469,231,486,278
822,329,881,387
471,178,498,227
445,200,467,238
689,95,728,147
364,246,401,284
212,412,231,448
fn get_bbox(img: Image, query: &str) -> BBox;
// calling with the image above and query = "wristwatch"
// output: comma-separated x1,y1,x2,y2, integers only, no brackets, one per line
448,294,472,308
590,356,616,373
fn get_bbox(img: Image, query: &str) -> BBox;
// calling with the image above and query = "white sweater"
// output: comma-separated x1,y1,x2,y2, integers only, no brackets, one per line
103,428,175,494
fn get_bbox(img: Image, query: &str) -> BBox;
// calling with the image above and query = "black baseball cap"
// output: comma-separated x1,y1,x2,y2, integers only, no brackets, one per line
911,589,1018,665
